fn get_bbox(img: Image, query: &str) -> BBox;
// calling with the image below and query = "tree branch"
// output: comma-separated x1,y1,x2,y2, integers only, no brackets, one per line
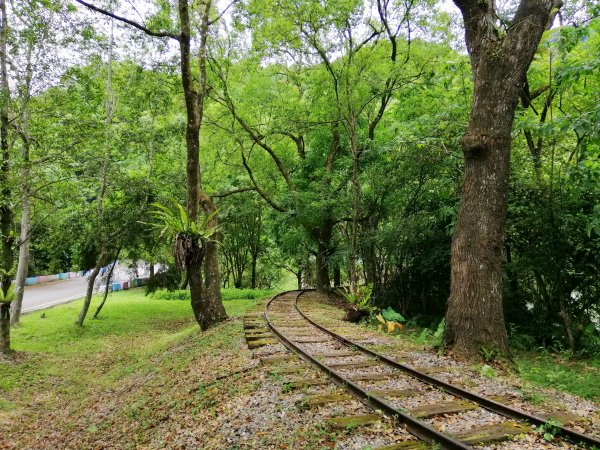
211,187,256,198
74,0,180,40
208,0,238,26
241,150,287,213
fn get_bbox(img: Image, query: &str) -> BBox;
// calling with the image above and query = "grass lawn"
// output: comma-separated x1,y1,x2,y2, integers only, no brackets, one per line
0,288,271,448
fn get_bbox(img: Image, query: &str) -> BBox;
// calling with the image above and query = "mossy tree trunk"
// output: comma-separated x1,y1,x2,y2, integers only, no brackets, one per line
445,0,563,358
0,0,14,355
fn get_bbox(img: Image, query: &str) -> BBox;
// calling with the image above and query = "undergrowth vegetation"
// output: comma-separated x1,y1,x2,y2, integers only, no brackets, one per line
150,288,276,301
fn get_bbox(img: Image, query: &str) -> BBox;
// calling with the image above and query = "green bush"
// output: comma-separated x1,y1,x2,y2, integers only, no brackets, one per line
221,288,275,301
151,290,190,301
150,288,276,302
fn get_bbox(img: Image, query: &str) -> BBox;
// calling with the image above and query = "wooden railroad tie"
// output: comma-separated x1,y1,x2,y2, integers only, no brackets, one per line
292,337,332,343
313,350,357,358
328,360,381,369
453,421,531,445
247,338,278,349
409,400,478,419
260,355,298,365
285,378,330,389
245,333,273,341
348,372,404,381
326,414,381,429
366,388,418,398
303,392,352,407
373,442,429,450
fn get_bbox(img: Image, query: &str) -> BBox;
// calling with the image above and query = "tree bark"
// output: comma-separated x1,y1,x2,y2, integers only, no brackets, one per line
0,0,13,354
0,302,9,354
333,264,341,287
10,38,34,327
251,255,257,289
10,184,29,327
314,220,333,292
179,0,226,329
93,248,120,319
349,127,361,293
77,249,107,327
445,0,561,358
200,195,226,325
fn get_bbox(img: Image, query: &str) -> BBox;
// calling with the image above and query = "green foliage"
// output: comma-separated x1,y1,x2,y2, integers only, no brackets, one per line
480,346,501,362
479,364,497,379
151,201,218,241
341,284,376,315
381,307,405,323
151,288,275,302
220,288,276,301
150,289,190,301
415,319,445,347
0,283,17,303
535,418,563,442
517,353,600,400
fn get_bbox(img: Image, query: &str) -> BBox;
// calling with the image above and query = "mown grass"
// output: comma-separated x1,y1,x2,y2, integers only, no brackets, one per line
0,288,260,409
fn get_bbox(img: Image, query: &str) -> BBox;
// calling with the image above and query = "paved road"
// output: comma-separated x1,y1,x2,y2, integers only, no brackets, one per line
22,277,88,313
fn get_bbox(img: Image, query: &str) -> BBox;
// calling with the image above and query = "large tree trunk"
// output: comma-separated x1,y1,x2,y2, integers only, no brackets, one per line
178,0,226,329
0,302,9,354
349,134,361,293
315,242,330,292
445,0,560,358
333,264,341,287
251,255,257,289
200,195,226,324
188,260,205,326
313,218,334,292
445,111,512,356
0,0,13,355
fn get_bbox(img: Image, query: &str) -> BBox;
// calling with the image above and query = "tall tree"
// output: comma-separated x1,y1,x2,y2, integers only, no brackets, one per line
0,0,14,354
445,0,562,357
75,0,227,329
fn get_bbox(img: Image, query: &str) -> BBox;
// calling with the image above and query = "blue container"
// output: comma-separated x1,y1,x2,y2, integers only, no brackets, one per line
112,283,121,291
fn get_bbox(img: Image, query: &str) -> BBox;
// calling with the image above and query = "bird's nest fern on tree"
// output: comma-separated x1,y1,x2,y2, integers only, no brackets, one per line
149,201,219,270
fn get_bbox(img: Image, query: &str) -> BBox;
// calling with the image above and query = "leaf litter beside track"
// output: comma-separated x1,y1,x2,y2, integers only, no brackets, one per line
298,291,600,443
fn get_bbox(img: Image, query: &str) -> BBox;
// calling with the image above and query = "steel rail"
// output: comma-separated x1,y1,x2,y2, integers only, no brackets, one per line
295,289,600,449
264,290,473,450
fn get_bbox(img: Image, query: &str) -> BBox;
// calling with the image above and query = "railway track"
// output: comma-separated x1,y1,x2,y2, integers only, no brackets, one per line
247,290,600,450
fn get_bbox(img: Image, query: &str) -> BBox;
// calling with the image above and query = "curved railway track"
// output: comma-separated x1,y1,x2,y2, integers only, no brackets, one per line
260,289,600,450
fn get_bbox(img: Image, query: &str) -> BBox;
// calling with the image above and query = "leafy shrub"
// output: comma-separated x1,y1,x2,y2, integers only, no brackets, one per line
480,364,497,379
151,290,190,301
381,307,405,323
415,318,445,347
221,289,275,301
151,288,275,302
341,284,376,322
